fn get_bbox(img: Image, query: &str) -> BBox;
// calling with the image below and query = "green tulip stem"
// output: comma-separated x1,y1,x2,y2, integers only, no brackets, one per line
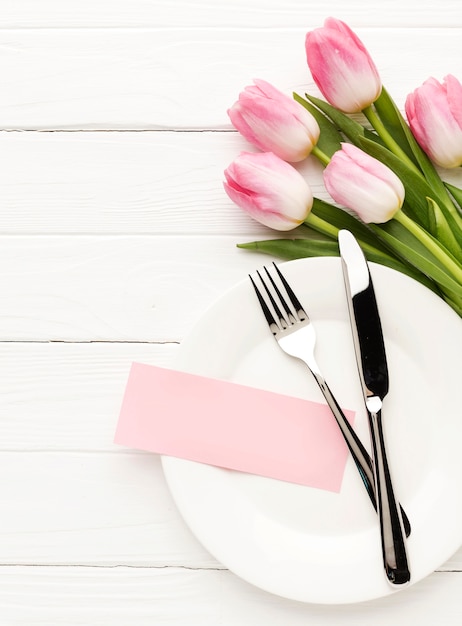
305,212,396,263
362,105,422,176
311,145,331,167
304,212,338,238
394,210,462,282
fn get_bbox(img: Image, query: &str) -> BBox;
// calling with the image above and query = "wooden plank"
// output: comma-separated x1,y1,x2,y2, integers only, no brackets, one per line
0,229,461,343
0,567,461,624
0,0,461,28
0,450,218,567
0,131,323,235
0,131,460,235
0,235,275,341
0,29,460,129
0,342,177,451
0,448,460,570
0,341,461,570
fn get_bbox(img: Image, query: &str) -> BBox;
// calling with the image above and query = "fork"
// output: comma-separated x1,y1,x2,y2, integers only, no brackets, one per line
250,263,411,536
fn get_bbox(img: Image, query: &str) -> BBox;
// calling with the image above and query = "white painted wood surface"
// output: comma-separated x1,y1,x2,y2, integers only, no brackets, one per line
0,1,461,622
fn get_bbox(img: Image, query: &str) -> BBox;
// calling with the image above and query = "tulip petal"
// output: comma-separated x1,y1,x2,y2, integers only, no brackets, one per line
223,152,313,231
305,18,381,113
445,74,462,127
323,144,404,223
406,75,462,168
228,79,320,162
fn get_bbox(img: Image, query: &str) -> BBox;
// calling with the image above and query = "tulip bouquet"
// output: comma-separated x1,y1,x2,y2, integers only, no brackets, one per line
224,17,462,317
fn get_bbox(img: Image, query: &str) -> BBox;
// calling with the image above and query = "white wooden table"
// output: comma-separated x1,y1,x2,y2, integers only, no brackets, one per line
0,1,461,623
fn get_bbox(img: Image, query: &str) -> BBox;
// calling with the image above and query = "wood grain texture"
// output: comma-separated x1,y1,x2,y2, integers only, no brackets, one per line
0,567,461,624
0,340,461,571
0,29,461,129
0,235,273,341
0,343,177,450
1,0,462,620
0,447,460,569
0,131,322,234
0,0,461,28
0,450,219,567
0,131,460,235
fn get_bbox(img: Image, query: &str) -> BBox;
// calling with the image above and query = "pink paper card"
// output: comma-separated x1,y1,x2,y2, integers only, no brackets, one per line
114,363,355,492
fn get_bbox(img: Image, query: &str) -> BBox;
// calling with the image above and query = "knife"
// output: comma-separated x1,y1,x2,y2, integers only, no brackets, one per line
338,229,410,586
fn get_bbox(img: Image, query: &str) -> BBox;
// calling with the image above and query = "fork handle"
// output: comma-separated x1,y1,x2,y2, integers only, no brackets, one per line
311,373,411,537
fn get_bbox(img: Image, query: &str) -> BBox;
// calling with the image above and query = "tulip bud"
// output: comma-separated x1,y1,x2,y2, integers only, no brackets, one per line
323,144,405,223
224,152,313,230
227,79,320,162
405,75,462,168
305,18,382,113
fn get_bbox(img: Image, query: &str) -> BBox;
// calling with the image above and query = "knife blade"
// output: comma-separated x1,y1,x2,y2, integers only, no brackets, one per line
338,229,410,586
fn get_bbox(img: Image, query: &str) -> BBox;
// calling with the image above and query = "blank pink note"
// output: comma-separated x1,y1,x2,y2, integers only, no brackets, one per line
114,363,355,492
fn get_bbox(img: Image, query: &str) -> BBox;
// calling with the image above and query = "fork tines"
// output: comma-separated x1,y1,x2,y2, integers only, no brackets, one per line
250,263,307,334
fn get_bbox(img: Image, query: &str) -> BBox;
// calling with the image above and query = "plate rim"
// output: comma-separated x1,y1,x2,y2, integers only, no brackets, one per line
162,257,462,604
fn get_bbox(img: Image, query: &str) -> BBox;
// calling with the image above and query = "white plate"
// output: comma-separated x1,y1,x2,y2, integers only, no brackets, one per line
162,257,462,604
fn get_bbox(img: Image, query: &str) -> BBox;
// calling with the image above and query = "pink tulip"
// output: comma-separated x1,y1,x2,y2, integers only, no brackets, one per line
405,75,462,168
223,152,313,230
305,18,382,113
227,79,320,162
323,143,405,223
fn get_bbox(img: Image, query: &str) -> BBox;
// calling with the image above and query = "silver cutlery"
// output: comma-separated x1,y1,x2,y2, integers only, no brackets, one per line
250,263,380,518
339,229,410,586
250,261,410,540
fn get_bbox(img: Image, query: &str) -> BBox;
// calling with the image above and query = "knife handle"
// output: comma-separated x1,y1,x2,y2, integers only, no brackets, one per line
312,375,411,537
367,400,410,586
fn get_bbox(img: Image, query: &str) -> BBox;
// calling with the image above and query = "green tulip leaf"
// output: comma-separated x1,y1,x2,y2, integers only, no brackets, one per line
293,93,342,157
370,221,462,296
237,237,339,259
427,197,462,262
445,181,462,214
303,93,383,147
374,87,457,206
373,87,417,163
236,237,439,293
439,286,462,316
310,198,395,253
